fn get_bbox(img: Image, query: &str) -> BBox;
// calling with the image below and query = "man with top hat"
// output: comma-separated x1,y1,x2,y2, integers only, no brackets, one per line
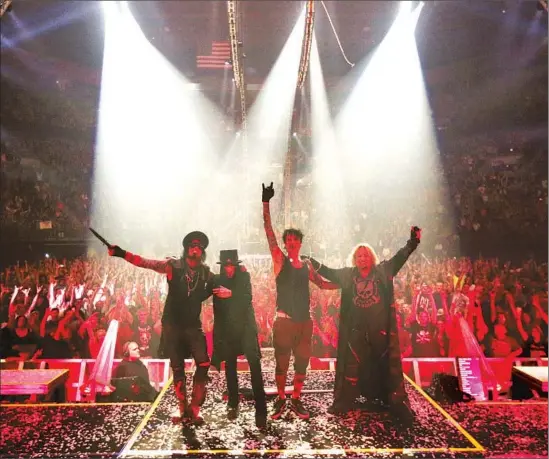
262,183,339,421
107,231,231,425
211,249,267,429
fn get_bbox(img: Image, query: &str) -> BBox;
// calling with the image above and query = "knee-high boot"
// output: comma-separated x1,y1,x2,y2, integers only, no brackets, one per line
172,375,189,422
189,366,209,424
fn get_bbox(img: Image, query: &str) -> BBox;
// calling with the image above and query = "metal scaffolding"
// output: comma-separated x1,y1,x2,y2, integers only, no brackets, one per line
282,0,315,227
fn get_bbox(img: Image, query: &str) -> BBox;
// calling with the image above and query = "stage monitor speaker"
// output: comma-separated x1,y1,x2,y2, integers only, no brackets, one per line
428,373,474,403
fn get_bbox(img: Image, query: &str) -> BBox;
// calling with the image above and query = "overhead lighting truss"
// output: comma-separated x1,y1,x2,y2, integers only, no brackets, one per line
227,0,248,133
283,0,315,226
296,0,315,89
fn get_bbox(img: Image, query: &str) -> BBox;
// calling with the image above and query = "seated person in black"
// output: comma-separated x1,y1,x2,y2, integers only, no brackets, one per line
112,341,158,402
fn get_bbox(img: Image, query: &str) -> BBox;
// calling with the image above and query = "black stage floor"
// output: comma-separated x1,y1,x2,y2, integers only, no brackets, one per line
446,401,548,459
0,368,546,459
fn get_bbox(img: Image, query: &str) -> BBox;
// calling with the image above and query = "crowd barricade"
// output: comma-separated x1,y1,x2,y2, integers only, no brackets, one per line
0,357,545,402
409,358,458,388
0,358,193,402
309,357,337,371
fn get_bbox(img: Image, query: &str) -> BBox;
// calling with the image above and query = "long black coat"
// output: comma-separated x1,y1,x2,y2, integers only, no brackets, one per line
211,266,261,369
316,239,418,405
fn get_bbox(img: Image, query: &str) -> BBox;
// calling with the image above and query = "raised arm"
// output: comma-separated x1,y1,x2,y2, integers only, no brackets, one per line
531,293,548,325
108,245,173,280
428,292,438,324
407,291,420,326
262,183,284,275
25,287,43,318
385,226,421,277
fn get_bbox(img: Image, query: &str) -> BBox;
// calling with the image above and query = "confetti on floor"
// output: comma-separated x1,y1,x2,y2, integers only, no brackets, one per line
0,403,148,458
446,401,548,459
122,371,479,458
1,355,547,459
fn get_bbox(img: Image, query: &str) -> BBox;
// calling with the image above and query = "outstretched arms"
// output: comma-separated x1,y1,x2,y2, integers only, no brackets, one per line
108,245,173,280
306,261,340,290
262,183,284,276
302,256,345,287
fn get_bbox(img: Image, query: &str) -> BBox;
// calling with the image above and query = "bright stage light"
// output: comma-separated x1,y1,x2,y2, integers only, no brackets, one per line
308,32,349,256
314,0,455,256
92,3,232,257
245,5,306,182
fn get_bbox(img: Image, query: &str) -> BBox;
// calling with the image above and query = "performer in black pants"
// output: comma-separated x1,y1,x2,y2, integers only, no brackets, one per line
262,183,338,420
303,227,421,424
107,231,231,425
211,249,267,429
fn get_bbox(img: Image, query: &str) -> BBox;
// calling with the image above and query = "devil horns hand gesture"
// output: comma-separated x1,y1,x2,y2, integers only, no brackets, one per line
410,226,422,243
262,182,275,203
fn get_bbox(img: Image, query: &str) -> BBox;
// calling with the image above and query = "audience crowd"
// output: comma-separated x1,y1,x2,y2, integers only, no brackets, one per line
0,253,547,363
0,56,547,368
1,77,547,261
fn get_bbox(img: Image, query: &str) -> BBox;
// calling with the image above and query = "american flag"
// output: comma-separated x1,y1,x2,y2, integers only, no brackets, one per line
196,41,231,69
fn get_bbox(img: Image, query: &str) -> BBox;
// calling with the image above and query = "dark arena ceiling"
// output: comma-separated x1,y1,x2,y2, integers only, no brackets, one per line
2,0,547,83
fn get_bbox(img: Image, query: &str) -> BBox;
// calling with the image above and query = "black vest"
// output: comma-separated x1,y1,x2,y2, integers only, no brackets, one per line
275,256,310,322
162,260,212,328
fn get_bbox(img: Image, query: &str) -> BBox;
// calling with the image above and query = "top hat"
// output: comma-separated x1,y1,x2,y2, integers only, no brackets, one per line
217,249,242,265
183,231,209,249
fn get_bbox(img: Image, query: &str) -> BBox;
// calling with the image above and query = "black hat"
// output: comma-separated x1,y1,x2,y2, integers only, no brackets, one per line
183,231,209,249
217,249,242,265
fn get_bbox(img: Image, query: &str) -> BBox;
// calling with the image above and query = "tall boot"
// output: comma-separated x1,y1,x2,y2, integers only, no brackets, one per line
291,373,306,400
172,379,189,423
275,374,287,399
189,379,207,425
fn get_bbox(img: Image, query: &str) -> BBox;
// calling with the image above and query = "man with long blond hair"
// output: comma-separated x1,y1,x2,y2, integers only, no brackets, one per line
303,227,421,423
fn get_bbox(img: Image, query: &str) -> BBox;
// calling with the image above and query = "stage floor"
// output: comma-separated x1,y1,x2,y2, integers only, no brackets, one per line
1,368,547,458
447,401,548,459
